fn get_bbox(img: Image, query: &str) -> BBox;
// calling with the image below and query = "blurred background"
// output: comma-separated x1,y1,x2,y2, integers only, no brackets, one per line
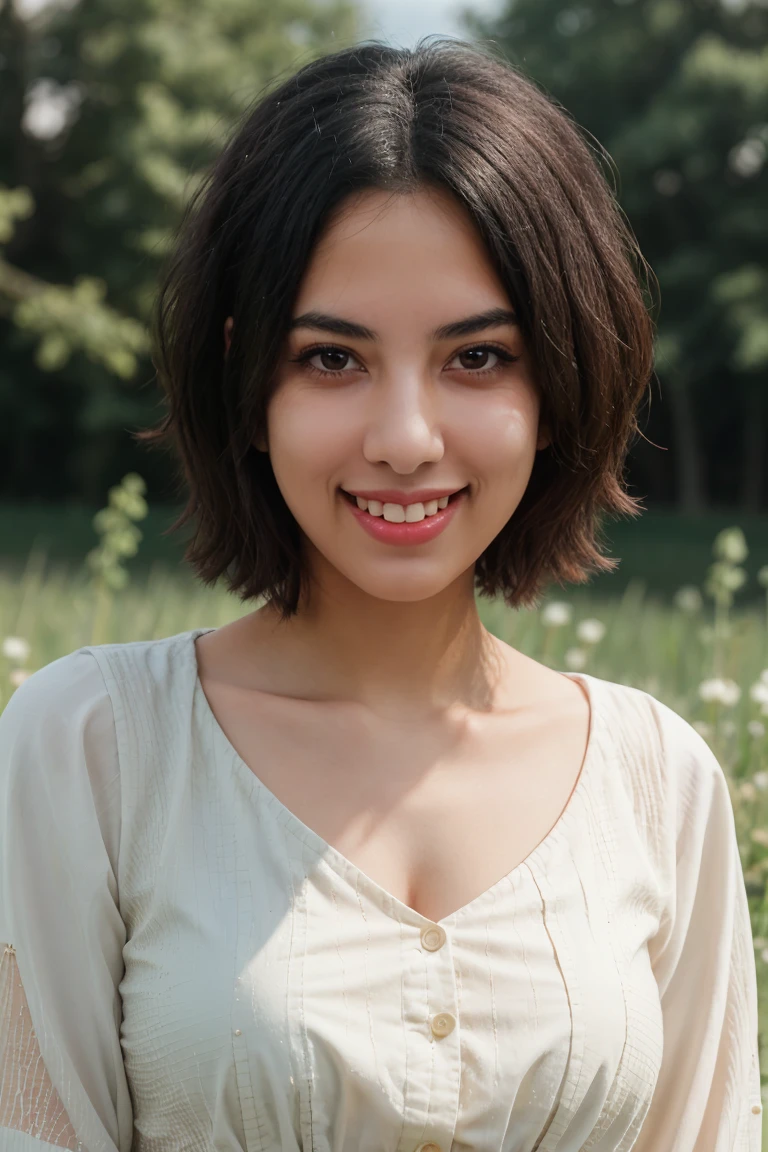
1,0,767,596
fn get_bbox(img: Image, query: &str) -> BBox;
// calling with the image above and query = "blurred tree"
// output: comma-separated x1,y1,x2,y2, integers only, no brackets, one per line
462,0,768,513
0,0,358,502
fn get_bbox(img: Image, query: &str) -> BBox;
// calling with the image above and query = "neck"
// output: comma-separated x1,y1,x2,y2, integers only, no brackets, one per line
254,567,507,721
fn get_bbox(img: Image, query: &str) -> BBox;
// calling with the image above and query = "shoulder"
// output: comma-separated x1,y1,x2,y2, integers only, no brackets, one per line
2,626,195,723
1,648,119,800
0,630,206,858
78,627,203,694
0,628,203,787
1,647,111,742
584,672,726,835
592,673,721,772
0,649,123,871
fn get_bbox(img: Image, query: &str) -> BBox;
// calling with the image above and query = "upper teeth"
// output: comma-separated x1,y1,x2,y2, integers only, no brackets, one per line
352,494,451,522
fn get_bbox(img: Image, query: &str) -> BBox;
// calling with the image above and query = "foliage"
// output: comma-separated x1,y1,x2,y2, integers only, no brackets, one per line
12,270,150,375
0,0,359,500
0,184,33,244
85,470,149,642
86,471,148,587
0,179,149,373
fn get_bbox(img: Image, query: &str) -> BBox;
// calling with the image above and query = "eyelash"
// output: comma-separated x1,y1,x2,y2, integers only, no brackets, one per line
289,342,521,379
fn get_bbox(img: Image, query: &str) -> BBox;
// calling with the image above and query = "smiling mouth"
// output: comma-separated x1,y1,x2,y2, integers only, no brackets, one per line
339,486,469,509
340,483,472,516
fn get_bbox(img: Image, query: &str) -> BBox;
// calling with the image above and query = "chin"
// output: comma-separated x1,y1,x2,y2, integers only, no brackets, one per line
344,570,461,604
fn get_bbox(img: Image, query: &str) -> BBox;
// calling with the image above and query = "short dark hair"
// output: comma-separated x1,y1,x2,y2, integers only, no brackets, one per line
137,37,655,620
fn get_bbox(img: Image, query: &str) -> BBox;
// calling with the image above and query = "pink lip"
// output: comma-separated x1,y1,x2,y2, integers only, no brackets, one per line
342,488,466,546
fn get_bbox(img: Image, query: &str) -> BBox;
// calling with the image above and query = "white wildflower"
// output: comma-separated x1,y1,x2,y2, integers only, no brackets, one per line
760,668,768,684
740,781,757,802
752,769,768,789
714,563,747,593
698,678,741,707
674,586,703,614
750,724,767,743
750,681,768,706
721,719,737,738
751,828,768,847
541,601,572,628
576,618,605,645
564,647,587,670
762,948,768,965
722,680,741,707
9,668,30,688
714,527,748,565
2,636,30,664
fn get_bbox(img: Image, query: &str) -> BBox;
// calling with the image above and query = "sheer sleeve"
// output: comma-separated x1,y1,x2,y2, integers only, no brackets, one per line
0,651,133,1152
0,942,81,1148
632,697,762,1151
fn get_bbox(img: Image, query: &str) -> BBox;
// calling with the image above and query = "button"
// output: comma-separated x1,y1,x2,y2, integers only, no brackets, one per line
234,1029,242,1036
430,1012,456,1038
752,1102,762,1114
420,924,446,951
415,1144,442,1152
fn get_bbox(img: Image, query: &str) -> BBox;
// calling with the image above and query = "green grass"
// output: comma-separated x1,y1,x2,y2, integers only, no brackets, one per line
2,538,768,1127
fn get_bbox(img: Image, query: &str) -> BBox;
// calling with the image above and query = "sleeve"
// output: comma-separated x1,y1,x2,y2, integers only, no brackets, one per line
631,695,762,1152
0,650,134,1152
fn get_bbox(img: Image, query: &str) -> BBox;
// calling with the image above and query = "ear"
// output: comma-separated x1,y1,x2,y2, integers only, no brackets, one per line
536,424,551,452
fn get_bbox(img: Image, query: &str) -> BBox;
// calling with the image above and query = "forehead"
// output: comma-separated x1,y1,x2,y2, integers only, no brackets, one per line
294,186,510,314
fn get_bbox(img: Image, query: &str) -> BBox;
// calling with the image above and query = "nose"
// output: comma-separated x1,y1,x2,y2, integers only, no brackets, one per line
361,372,445,473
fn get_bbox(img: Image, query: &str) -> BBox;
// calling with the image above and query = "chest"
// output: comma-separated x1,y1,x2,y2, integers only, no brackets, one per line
197,676,591,923
119,668,666,1152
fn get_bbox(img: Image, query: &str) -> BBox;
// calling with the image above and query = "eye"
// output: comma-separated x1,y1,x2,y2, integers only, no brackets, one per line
448,344,521,375
290,345,365,377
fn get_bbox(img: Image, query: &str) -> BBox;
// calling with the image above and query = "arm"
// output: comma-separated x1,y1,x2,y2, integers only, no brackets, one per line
0,651,134,1152
632,698,762,1152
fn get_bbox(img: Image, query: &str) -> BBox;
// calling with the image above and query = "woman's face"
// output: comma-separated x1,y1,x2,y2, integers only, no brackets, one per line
249,185,549,606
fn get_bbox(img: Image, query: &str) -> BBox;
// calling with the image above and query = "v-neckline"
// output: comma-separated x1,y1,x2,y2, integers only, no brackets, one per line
187,626,604,928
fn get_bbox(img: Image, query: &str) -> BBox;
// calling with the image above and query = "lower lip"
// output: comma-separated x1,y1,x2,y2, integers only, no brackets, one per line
341,489,468,546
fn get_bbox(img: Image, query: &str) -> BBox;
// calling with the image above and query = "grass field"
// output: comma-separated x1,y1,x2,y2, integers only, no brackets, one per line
2,527,768,1125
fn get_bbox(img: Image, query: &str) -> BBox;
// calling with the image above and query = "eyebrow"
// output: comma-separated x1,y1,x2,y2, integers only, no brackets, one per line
287,307,518,341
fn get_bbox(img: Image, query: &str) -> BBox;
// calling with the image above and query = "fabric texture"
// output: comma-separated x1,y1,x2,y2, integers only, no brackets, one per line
0,626,762,1152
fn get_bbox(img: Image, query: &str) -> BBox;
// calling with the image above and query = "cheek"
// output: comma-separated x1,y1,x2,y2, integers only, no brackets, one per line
453,396,540,474
267,392,352,501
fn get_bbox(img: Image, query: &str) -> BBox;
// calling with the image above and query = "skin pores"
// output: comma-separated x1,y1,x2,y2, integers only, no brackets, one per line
245,184,550,611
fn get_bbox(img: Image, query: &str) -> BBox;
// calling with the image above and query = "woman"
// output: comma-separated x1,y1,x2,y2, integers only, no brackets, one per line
0,37,761,1152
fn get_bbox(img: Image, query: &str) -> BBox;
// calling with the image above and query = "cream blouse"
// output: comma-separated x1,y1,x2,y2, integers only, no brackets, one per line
0,626,762,1152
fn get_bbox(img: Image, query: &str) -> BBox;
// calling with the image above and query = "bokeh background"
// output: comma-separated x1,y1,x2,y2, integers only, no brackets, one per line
3,0,768,1114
